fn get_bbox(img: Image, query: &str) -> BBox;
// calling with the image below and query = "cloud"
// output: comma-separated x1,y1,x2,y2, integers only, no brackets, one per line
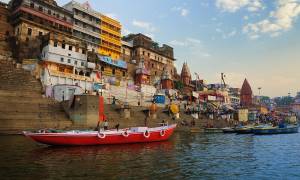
169,37,211,58
169,37,201,47
243,0,300,38
132,20,156,32
172,7,189,17
215,28,237,39
216,0,264,12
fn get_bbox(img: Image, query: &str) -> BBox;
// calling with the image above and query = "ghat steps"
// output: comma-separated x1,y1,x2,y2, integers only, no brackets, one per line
0,50,72,134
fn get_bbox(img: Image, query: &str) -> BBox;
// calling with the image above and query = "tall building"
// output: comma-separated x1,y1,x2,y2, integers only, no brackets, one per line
40,32,100,90
63,0,101,52
0,2,13,41
240,78,253,107
122,33,176,84
9,0,73,61
99,14,121,60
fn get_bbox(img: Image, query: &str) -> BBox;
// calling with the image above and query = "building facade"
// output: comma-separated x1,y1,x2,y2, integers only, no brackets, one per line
122,33,176,84
99,14,121,60
40,32,100,91
0,2,13,41
9,0,73,61
63,1,101,52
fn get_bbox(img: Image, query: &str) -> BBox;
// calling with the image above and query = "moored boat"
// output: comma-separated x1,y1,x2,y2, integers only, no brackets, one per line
235,126,253,134
222,127,236,133
253,124,298,135
23,124,177,146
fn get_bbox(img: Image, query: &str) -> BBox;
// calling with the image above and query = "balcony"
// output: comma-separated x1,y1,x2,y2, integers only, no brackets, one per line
73,25,100,39
74,14,100,28
100,15,121,28
101,25,121,37
100,34,121,46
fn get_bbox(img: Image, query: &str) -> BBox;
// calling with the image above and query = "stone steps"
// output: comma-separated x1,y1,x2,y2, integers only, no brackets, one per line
0,57,73,134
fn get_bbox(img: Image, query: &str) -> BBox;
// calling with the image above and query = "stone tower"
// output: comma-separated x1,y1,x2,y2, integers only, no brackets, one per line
161,65,173,89
180,62,191,86
240,78,253,107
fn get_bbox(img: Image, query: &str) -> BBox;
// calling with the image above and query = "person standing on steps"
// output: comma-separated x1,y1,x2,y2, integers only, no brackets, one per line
144,116,148,127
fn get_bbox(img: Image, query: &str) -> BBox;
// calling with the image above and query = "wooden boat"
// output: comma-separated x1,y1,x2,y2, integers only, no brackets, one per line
222,127,236,133
204,128,223,133
253,124,298,135
235,126,253,134
23,124,177,146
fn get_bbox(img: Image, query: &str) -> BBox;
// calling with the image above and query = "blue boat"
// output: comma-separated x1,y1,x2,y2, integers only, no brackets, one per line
253,124,298,135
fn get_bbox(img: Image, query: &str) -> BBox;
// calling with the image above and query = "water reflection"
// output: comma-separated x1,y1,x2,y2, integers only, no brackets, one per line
1,133,300,179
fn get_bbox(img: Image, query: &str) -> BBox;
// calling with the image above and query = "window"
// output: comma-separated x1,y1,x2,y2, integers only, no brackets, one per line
112,69,115,75
68,54,71,56
30,2,34,8
27,28,32,36
142,51,145,55
81,62,84,66
60,57,64,62
101,66,104,71
48,9,51,15
123,71,126,77
148,53,150,57
54,41,58,47
38,31,43,36
152,63,154,68
69,46,72,51
82,49,85,54
74,61,77,65
68,59,71,63
62,41,65,49
155,71,157,75
75,46,79,52
38,6,43,12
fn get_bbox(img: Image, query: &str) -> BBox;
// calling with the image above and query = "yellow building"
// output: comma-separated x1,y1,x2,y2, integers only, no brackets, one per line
99,14,121,60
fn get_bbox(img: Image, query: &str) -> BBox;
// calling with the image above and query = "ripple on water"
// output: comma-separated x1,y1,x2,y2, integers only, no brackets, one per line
1,132,300,179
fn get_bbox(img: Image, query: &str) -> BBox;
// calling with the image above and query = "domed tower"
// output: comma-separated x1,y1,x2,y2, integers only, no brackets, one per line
180,62,191,86
161,65,173,89
240,78,253,107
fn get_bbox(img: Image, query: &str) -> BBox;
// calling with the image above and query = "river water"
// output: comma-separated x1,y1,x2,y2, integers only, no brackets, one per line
1,132,300,180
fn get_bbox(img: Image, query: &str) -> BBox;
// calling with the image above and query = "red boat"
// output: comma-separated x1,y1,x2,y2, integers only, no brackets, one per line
23,124,177,146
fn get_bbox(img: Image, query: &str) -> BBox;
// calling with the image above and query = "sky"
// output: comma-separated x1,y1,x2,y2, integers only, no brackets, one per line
2,0,300,97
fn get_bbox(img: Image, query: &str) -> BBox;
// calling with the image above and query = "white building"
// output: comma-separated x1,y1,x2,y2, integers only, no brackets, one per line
40,33,101,91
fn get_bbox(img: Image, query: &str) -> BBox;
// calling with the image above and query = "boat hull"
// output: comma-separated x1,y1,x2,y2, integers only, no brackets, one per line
253,126,298,135
235,128,253,134
23,124,177,146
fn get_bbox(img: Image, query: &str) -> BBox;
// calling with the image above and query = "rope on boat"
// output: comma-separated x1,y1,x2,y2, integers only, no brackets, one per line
97,132,106,139
160,130,166,136
143,130,150,138
122,130,129,137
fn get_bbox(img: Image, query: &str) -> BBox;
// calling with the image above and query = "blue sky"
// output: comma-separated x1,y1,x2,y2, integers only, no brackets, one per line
2,0,300,97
